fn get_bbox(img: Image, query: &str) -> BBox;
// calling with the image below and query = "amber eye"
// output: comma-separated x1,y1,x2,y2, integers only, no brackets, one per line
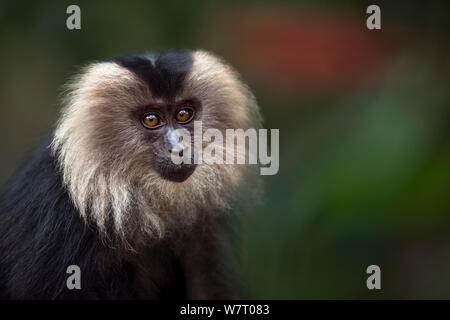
142,113,162,129
176,108,194,123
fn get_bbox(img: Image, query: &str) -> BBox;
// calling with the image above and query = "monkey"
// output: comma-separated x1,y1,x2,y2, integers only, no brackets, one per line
0,49,261,299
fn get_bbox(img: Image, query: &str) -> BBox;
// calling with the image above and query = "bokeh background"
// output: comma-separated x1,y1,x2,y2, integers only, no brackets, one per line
1,0,450,299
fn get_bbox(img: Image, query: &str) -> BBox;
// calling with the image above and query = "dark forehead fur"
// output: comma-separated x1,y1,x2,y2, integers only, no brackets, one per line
108,49,193,100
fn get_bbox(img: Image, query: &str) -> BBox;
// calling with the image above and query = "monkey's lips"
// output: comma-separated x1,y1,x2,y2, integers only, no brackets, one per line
158,163,197,183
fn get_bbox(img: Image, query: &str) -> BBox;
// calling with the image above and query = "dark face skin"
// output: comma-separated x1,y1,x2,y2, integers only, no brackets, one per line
135,98,201,183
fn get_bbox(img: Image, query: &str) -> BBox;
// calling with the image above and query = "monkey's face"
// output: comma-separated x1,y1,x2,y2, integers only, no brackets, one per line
53,50,261,238
134,98,201,183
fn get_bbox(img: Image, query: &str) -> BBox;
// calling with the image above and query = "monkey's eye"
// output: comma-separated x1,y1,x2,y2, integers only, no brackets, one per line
142,113,162,129
176,108,194,124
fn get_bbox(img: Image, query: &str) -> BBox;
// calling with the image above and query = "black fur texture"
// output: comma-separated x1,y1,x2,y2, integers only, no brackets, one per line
0,138,231,299
109,49,193,100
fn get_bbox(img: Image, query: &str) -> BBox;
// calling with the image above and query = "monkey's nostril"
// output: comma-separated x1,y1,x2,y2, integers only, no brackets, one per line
169,149,184,157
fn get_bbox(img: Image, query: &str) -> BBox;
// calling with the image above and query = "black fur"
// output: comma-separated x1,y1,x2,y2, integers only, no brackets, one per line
110,49,193,100
0,138,190,299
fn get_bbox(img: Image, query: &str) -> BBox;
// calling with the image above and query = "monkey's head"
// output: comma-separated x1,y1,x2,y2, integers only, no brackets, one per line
52,50,261,244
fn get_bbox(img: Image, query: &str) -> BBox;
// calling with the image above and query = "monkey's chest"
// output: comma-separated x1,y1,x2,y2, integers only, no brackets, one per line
122,247,186,299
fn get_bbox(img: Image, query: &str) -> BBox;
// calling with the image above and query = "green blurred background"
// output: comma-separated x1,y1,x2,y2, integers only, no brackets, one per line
1,0,450,299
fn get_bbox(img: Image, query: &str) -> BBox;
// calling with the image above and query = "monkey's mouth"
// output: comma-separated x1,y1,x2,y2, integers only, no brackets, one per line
158,163,197,183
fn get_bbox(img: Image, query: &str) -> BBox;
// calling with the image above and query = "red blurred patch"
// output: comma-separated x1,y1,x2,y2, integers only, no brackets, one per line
212,7,400,92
